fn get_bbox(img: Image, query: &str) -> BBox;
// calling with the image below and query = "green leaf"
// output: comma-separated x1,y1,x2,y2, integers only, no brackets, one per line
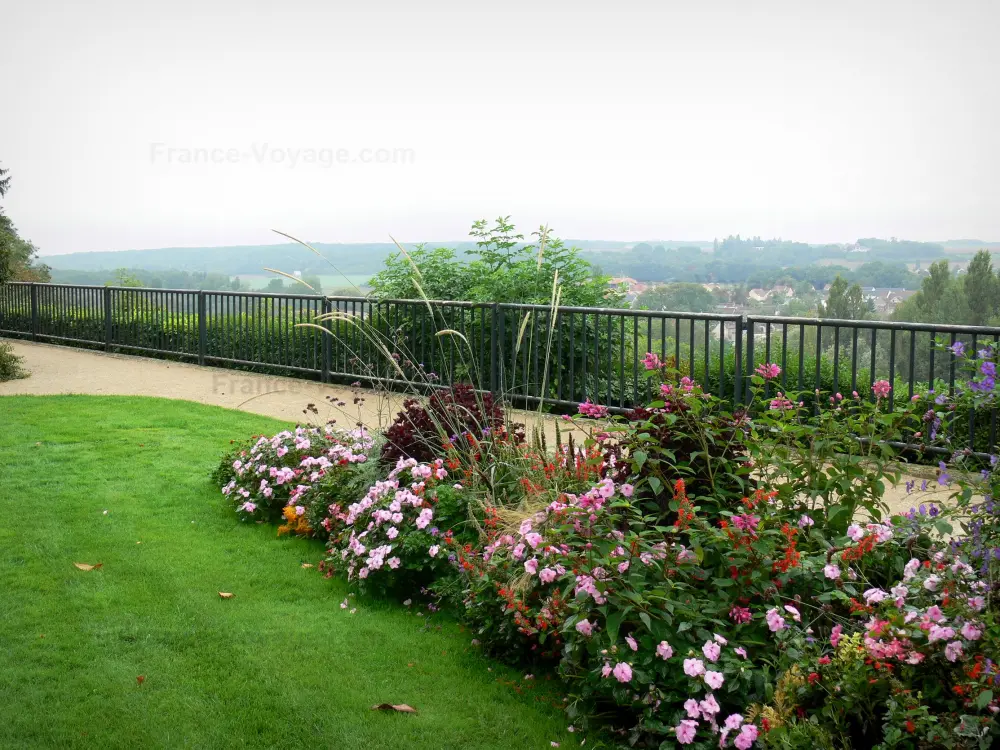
648,476,662,495
605,611,624,643
639,612,652,632
633,450,648,469
976,689,993,710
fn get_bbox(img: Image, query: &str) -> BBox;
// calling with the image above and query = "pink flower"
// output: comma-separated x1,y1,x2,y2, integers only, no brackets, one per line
756,362,782,379
578,400,609,419
674,719,698,745
625,635,638,652
703,671,724,690
612,662,632,683
415,507,433,529
524,558,539,575
734,725,758,749
656,641,673,659
642,352,662,371
600,663,612,678
864,588,888,604
428,545,439,557
734,647,748,659
683,658,706,677
944,640,964,662
824,563,841,579
925,605,944,622
524,532,543,549
386,526,399,540
724,714,743,731
518,519,533,535
830,624,843,648
539,567,558,584
968,596,986,611
928,624,956,643
847,524,865,541
798,514,814,528
702,640,721,662
961,623,983,640
387,557,400,569
766,608,786,632
683,699,701,718
714,633,728,644
575,619,594,637
620,483,634,498
784,605,801,622
729,606,752,624
873,379,891,399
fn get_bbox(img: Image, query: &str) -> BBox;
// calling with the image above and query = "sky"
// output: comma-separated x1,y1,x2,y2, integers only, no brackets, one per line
2,0,999,256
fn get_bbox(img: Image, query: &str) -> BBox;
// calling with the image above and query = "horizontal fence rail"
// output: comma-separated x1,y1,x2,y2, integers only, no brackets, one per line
1,282,998,455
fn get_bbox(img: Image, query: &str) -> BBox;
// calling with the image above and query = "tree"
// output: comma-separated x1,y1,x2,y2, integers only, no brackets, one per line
105,269,143,287
963,250,998,326
636,283,715,313
817,275,871,320
0,163,50,284
371,219,619,308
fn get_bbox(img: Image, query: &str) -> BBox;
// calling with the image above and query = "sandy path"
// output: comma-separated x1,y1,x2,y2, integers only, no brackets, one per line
1,338,957,516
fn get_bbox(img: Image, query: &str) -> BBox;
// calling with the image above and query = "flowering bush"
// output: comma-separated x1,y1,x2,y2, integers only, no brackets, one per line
752,545,1000,748
325,456,476,595
216,424,376,537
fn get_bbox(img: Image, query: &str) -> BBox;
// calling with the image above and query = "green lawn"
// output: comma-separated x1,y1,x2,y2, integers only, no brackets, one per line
0,396,573,749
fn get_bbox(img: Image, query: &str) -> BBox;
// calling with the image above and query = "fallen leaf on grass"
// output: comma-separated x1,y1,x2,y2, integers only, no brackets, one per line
371,704,417,713
136,675,145,686
301,563,314,569
218,592,235,599
73,563,103,571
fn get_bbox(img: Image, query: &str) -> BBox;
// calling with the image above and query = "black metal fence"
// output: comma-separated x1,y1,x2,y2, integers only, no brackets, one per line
1,281,998,454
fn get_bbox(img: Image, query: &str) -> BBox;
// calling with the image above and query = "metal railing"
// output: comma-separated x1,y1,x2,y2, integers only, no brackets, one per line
1,281,998,454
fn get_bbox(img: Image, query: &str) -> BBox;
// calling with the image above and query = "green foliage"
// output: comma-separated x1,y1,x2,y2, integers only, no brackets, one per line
0,341,27,381
818,275,873,320
371,217,621,308
0,163,50,284
893,255,1000,327
636,283,716,313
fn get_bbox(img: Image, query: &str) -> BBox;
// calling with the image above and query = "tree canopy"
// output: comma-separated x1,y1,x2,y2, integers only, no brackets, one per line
370,217,621,307
0,163,50,284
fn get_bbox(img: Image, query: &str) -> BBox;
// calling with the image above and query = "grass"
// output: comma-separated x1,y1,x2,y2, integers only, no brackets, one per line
0,395,574,749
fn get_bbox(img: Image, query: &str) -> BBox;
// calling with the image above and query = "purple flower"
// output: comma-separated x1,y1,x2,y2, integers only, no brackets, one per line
950,341,966,357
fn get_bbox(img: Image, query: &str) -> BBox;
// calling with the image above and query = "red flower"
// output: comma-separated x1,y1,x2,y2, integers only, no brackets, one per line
905,720,915,733
807,672,820,685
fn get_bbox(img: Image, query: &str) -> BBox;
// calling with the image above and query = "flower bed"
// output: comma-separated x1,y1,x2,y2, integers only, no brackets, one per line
214,343,1000,748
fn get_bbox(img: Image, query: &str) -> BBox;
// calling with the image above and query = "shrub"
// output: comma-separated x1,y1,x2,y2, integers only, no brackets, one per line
753,546,1000,747
216,424,376,538
0,341,26,381
325,457,477,595
379,383,514,466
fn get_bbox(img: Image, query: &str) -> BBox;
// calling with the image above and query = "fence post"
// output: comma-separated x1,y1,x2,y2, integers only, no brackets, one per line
321,297,332,383
733,316,744,406
489,303,498,393
745,316,756,403
29,283,39,340
103,286,112,351
197,291,207,366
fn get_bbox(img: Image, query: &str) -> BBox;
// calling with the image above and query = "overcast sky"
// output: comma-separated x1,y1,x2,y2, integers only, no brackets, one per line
2,0,998,255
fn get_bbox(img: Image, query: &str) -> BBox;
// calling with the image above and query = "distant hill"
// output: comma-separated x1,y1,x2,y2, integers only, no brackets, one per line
939,239,1000,251
41,239,699,276
43,242,471,276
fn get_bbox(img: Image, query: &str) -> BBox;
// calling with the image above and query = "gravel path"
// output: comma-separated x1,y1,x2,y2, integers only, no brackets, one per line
2,338,956,516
